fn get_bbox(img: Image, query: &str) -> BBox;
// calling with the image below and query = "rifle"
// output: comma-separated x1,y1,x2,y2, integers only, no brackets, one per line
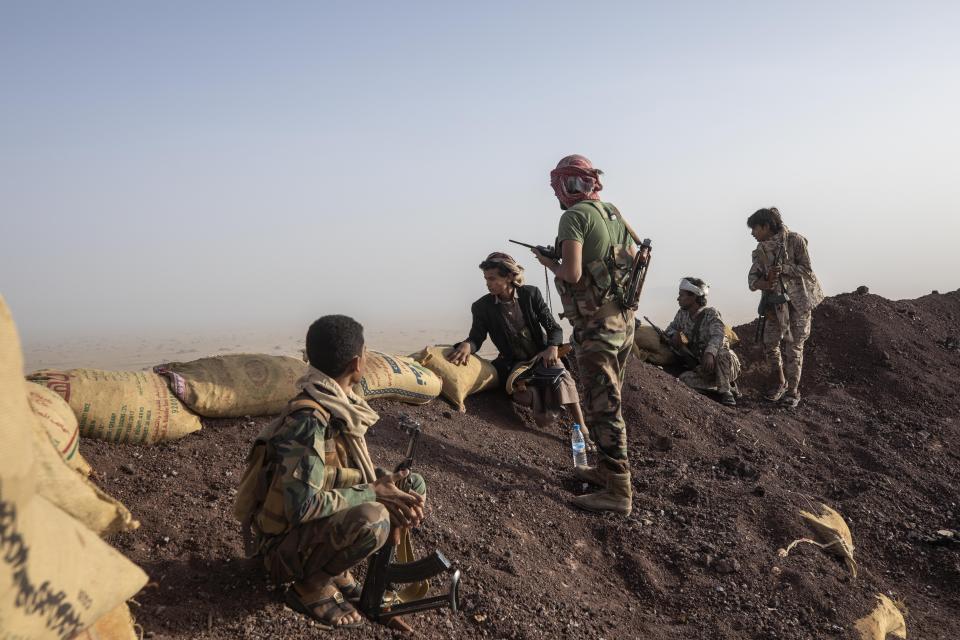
509,239,560,261
358,415,461,624
624,239,653,310
754,245,790,342
643,316,700,369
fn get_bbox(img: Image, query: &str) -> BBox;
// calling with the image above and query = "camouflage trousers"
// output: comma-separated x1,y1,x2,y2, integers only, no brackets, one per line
679,349,741,394
573,309,635,474
762,309,812,396
264,473,426,584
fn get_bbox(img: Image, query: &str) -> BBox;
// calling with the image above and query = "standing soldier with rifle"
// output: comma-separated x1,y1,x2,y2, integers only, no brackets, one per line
747,207,824,408
531,154,650,516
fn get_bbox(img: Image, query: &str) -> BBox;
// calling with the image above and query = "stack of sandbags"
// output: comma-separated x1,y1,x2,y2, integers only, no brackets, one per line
411,346,498,412
356,351,442,404
27,368,203,443
1,295,147,638
26,381,92,475
155,353,307,417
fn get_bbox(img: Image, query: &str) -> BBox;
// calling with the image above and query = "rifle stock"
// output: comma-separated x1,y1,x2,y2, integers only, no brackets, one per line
358,415,461,624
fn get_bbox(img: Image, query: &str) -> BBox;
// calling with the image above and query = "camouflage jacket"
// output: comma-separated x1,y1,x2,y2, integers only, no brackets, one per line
748,229,825,315
246,404,376,550
664,306,728,359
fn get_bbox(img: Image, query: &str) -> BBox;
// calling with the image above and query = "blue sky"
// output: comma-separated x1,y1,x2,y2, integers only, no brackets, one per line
2,1,958,345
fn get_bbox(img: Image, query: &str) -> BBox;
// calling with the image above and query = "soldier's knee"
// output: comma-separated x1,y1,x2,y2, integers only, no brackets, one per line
354,502,391,553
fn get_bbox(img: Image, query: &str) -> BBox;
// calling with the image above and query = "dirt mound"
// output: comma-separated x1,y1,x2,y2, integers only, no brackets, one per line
82,290,960,639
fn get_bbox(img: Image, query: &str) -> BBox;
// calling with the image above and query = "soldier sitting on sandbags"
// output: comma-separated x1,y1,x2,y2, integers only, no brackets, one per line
446,252,589,436
234,315,425,630
662,277,741,407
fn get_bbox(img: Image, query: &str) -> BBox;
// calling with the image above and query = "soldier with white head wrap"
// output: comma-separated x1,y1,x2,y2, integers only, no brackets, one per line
664,277,741,406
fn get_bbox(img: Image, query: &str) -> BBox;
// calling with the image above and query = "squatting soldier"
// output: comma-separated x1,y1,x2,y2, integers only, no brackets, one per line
747,207,824,408
664,277,741,407
233,315,425,629
532,154,638,516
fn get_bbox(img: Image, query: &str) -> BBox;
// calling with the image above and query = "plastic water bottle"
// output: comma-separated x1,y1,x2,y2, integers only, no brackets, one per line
570,424,588,467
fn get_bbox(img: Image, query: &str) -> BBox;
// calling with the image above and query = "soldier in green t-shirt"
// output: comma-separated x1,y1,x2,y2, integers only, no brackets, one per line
531,154,638,516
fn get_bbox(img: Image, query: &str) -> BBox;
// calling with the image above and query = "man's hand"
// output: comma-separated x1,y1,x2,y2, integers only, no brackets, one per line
446,342,472,366
671,332,683,349
539,345,559,367
702,352,716,374
372,469,426,530
532,247,557,269
769,265,782,280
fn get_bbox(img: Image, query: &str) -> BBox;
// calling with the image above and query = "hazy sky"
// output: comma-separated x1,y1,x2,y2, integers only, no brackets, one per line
3,1,959,349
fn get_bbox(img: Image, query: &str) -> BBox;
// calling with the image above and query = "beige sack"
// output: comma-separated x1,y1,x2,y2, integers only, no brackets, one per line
356,351,442,405
0,295,35,502
0,494,148,639
778,502,857,577
73,603,139,640
855,594,907,640
0,297,148,639
27,381,93,475
725,325,740,347
27,369,202,444
155,353,307,417
28,385,139,536
412,346,498,412
633,324,740,365
633,325,676,366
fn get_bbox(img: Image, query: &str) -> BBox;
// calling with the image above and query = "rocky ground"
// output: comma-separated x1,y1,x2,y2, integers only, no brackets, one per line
82,289,960,639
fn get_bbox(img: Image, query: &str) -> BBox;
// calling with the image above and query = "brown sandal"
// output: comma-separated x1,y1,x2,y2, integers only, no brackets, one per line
284,587,363,629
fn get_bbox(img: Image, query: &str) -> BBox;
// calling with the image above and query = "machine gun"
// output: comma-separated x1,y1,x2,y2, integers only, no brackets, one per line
754,245,790,342
358,415,461,624
509,239,560,261
644,316,700,370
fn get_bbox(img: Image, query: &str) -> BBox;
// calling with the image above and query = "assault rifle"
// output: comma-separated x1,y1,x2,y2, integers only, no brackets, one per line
754,245,790,342
624,239,653,310
359,415,461,624
644,316,700,369
509,239,560,261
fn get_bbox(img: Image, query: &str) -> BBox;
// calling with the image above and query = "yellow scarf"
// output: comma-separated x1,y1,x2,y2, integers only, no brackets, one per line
296,367,379,483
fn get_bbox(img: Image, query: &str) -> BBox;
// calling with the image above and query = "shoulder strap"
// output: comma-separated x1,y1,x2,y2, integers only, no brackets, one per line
287,397,332,423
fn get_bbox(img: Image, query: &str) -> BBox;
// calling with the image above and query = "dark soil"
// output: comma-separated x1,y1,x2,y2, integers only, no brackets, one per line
82,289,960,639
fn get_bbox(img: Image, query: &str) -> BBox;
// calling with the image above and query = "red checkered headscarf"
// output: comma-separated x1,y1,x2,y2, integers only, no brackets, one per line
550,154,603,209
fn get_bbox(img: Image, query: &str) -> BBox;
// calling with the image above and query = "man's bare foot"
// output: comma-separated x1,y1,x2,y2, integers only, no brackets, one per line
333,570,362,601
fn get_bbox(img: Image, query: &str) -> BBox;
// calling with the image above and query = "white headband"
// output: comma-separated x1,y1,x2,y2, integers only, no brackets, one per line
679,278,709,297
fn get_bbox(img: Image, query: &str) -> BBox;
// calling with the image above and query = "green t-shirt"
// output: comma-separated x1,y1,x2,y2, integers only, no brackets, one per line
556,200,634,265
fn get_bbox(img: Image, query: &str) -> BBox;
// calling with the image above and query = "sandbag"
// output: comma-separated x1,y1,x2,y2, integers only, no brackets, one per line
855,594,907,640
0,296,148,639
0,494,148,639
0,295,35,502
633,325,676,366
412,346,498,412
27,381,93,475
155,353,307,417
27,369,202,444
73,603,139,640
634,324,741,365
356,351,442,405
28,384,139,536
778,502,857,577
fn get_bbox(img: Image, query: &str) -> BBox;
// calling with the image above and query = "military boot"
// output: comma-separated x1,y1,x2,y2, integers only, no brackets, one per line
573,464,609,487
571,472,633,516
